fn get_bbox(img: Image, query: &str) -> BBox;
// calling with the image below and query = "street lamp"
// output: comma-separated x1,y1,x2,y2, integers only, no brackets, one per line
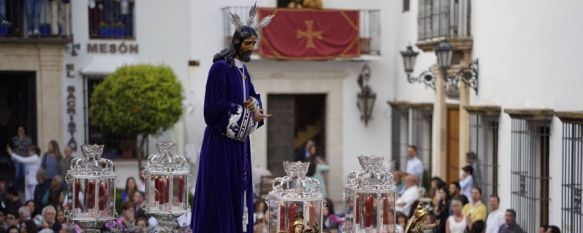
400,45,436,89
400,42,479,93
435,41,453,74
401,45,418,76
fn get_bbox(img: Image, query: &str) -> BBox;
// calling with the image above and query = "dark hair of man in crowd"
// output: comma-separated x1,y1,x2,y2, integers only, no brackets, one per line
490,194,500,202
548,225,561,233
472,186,482,195
408,145,417,151
451,181,461,191
462,165,474,176
506,209,517,220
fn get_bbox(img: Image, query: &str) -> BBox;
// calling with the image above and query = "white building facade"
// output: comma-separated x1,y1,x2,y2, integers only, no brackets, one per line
2,0,582,230
389,0,583,232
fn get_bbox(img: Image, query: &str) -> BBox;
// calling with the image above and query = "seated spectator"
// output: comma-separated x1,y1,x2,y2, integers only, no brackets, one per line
33,170,51,217
498,209,526,233
135,216,148,232
0,208,7,230
448,182,469,206
5,211,19,228
6,225,19,233
323,198,344,231
38,205,58,232
19,219,38,233
5,186,22,214
396,175,420,216
396,211,407,231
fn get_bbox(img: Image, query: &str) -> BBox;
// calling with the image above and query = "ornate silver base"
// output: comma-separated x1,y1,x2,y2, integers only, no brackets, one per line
150,213,184,233
74,220,107,233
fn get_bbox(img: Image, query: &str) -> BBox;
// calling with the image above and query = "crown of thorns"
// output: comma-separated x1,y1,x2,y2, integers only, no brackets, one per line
229,2,275,32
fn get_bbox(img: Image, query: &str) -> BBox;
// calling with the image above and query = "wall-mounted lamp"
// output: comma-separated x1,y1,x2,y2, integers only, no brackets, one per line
357,64,376,126
400,42,479,93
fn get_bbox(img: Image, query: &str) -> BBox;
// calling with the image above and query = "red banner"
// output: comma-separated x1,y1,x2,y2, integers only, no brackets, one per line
259,8,360,60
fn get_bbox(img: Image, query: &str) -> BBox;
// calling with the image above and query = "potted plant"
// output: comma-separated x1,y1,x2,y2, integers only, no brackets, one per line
0,21,11,36
99,21,111,37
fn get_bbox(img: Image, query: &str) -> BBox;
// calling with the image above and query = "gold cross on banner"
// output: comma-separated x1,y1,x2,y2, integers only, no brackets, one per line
296,20,323,49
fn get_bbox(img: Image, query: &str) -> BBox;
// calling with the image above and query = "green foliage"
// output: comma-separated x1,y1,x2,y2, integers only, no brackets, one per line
90,64,184,136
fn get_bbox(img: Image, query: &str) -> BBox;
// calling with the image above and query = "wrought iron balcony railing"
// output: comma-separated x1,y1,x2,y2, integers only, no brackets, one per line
0,1,71,39
222,6,381,56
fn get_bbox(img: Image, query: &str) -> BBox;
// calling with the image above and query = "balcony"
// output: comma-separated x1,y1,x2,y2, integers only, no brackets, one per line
416,0,472,51
89,0,135,39
222,6,381,59
0,1,71,43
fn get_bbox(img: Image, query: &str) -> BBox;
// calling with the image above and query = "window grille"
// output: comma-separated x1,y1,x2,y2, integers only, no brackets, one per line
469,110,499,203
509,114,551,233
559,117,583,233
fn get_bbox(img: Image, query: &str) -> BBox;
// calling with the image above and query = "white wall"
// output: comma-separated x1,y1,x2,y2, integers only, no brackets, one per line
63,0,191,188
470,0,583,224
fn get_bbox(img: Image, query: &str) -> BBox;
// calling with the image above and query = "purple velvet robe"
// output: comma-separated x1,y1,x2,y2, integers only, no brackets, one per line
191,59,263,233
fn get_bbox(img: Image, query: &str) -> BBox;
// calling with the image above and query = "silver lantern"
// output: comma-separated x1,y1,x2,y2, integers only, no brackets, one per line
267,161,324,233
344,156,397,233
143,141,190,232
65,144,116,233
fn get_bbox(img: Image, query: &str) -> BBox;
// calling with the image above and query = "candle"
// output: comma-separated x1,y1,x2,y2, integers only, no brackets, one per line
309,204,315,226
382,197,389,225
74,180,81,208
279,204,286,231
159,177,168,204
365,196,373,227
87,180,95,209
98,181,107,210
154,177,160,202
355,195,360,224
288,203,298,233
177,176,185,202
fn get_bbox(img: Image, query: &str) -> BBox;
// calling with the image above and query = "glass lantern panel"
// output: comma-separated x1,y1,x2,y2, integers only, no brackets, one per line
153,175,170,211
380,192,398,233
172,175,186,211
354,193,379,230
107,178,116,217
146,175,160,211
84,179,97,217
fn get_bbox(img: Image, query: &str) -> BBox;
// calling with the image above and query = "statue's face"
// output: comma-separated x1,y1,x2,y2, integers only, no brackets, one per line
238,35,257,62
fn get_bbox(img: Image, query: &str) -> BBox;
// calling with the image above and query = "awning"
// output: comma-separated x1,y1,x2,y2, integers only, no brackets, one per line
80,56,137,76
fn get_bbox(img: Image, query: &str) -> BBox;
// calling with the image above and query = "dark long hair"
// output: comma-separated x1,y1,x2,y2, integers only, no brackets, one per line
213,26,258,65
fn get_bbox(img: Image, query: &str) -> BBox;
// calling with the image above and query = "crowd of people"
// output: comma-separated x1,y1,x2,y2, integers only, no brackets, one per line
0,126,74,232
0,126,160,233
390,145,562,233
251,142,563,233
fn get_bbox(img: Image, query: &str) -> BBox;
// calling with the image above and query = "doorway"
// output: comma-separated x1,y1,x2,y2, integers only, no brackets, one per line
267,94,326,177
0,71,36,180
446,106,460,184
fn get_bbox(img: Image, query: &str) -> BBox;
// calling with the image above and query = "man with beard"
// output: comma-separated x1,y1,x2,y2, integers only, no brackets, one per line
190,3,274,233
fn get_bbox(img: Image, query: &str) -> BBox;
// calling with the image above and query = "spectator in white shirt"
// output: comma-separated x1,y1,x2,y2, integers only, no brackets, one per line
7,145,40,201
396,175,419,216
485,194,504,233
405,145,424,180
459,165,474,199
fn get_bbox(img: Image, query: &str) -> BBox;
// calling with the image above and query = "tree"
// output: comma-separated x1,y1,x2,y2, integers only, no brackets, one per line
90,64,184,169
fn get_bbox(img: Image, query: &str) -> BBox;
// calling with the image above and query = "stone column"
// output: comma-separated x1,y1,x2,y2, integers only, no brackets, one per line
37,45,64,147
432,66,447,179
458,51,472,174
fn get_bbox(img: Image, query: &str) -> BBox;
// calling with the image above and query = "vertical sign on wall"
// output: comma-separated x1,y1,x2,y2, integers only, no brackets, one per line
66,86,78,151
